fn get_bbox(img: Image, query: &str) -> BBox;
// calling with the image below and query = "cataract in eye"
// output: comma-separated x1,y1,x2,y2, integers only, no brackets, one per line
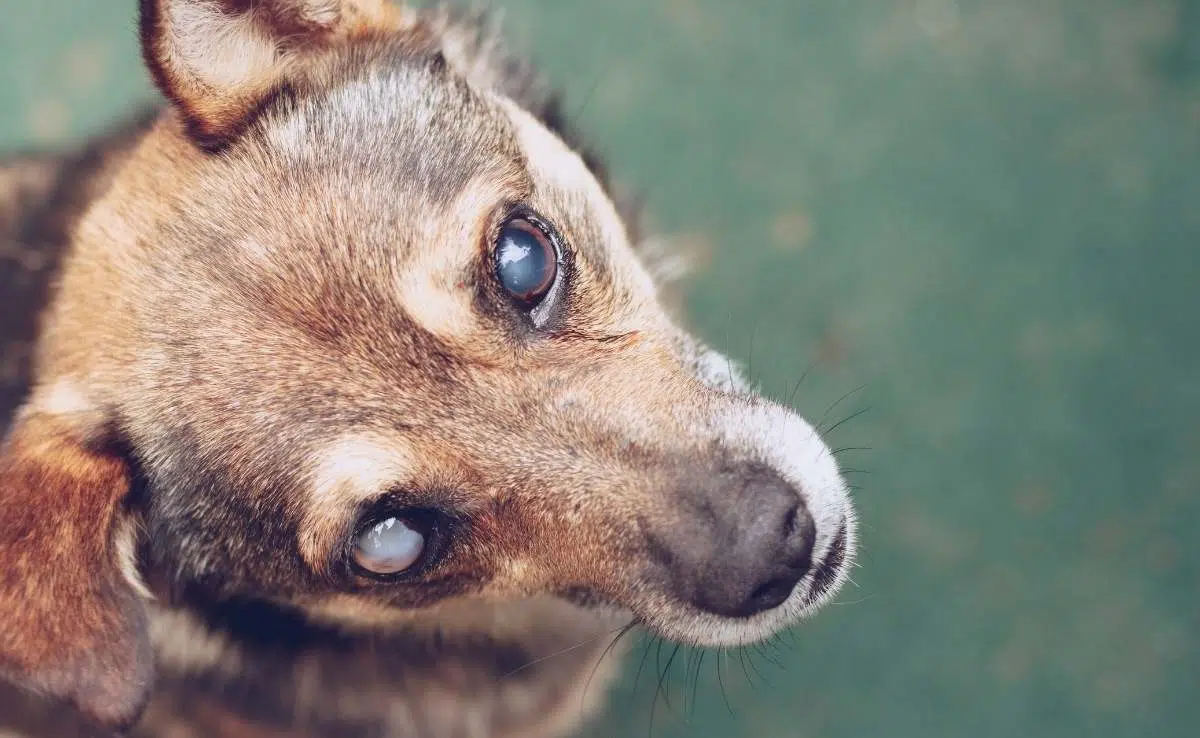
356,517,425,574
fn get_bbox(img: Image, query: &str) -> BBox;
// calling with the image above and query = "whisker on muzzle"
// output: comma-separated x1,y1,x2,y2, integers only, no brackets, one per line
578,618,639,715
500,622,630,680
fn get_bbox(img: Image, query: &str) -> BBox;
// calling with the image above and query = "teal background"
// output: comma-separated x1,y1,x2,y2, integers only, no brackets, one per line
2,1,1197,736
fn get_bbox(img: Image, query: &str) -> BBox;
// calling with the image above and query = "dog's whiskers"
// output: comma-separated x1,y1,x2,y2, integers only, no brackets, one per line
578,618,640,714
501,623,629,679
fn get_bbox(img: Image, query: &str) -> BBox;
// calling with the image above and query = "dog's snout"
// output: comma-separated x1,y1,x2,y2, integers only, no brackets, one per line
650,465,817,619
697,473,816,618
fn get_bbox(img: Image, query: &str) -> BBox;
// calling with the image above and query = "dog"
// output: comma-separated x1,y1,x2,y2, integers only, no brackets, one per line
0,1,857,736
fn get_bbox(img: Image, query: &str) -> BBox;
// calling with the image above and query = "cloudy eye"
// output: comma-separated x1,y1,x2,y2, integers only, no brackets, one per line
494,217,558,308
353,516,425,575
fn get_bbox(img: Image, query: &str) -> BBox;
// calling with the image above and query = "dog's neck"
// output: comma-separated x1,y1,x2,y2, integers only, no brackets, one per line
134,594,625,738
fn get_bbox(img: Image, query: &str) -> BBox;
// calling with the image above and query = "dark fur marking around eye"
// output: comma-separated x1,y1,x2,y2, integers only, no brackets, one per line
549,329,641,346
556,586,618,609
185,594,537,671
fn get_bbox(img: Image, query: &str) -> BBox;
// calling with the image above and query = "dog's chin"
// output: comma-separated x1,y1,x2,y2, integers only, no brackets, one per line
640,514,857,649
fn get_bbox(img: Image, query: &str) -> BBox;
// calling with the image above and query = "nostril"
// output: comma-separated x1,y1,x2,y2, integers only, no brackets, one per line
782,502,800,537
748,575,799,612
783,503,817,571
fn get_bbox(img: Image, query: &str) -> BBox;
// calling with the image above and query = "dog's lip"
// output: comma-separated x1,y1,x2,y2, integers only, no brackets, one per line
803,521,848,606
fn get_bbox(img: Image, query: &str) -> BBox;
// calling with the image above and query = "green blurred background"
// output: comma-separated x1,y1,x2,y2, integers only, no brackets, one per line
2,1,1197,736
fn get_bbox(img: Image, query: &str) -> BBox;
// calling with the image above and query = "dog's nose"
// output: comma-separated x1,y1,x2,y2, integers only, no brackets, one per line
650,466,817,619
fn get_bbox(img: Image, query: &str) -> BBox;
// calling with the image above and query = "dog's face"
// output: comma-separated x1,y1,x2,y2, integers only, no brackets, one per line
0,0,854,728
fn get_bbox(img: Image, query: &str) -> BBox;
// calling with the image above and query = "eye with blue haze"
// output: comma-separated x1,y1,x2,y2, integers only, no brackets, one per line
353,516,426,575
494,217,558,309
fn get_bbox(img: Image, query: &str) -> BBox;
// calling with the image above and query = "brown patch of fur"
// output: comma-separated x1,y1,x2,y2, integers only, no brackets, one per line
123,597,626,738
0,413,151,729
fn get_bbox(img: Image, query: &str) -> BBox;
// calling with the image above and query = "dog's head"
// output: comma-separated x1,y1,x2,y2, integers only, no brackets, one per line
0,0,855,728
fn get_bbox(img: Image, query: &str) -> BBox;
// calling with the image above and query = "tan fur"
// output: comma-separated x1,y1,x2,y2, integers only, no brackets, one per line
300,431,417,572
0,160,57,246
146,607,241,676
141,0,410,144
0,1,856,735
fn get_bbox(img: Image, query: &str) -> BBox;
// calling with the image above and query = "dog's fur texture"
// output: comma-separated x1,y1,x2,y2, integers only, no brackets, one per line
0,2,857,736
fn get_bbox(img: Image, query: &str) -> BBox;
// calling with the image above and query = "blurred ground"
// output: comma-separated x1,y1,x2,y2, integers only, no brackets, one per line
2,1,1197,737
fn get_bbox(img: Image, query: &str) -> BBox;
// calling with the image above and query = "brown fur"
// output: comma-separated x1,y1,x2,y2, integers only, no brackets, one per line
0,2,856,736
0,119,151,433
0,413,151,730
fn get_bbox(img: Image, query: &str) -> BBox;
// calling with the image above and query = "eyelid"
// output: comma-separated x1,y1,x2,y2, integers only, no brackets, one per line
529,254,566,327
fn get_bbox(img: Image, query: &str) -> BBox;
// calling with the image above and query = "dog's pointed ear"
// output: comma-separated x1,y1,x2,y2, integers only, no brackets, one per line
138,0,408,147
0,409,152,730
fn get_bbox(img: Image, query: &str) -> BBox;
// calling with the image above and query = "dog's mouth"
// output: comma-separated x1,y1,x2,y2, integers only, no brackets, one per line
803,521,849,608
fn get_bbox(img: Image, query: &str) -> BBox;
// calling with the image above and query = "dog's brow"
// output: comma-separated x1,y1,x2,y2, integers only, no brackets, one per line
300,433,413,572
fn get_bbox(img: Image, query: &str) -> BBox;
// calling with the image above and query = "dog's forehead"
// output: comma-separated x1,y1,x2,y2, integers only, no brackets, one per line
263,61,525,206
135,53,674,446
254,58,639,261
212,55,661,339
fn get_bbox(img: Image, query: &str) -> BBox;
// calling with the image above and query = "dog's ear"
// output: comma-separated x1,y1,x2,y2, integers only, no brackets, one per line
0,410,152,730
138,0,407,146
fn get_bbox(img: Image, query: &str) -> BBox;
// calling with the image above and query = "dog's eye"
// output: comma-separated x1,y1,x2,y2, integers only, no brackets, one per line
494,217,558,307
353,516,425,575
